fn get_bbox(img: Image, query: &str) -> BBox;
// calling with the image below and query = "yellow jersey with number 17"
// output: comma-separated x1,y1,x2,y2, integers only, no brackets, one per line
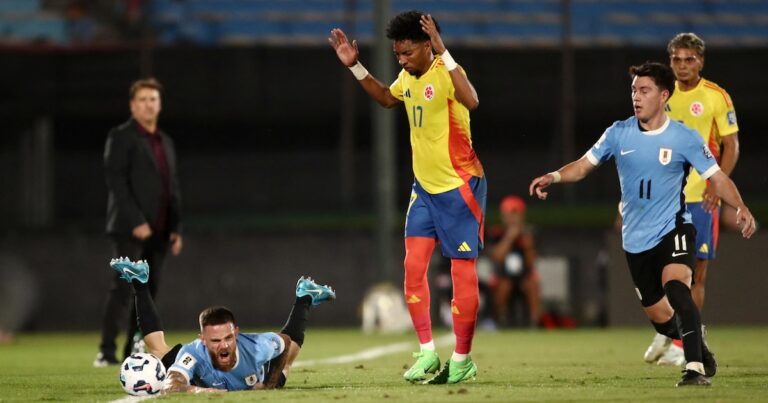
666,78,738,203
389,55,484,195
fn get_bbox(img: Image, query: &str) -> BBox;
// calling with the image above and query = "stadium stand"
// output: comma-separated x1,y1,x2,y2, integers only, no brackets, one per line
147,0,768,47
0,0,67,44
1,0,768,47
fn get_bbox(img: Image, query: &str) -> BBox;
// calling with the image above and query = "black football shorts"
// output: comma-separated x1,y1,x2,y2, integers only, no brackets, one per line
624,223,696,307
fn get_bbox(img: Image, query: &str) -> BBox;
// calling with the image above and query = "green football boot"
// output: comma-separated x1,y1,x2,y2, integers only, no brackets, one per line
424,356,477,384
403,349,440,382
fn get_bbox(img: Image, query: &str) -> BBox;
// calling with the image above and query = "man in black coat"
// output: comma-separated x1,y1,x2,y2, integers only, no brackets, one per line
94,78,183,366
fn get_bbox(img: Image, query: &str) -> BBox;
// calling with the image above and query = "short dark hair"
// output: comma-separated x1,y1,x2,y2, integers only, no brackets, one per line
129,78,163,100
628,62,676,96
199,306,236,329
667,32,705,57
386,10,439,42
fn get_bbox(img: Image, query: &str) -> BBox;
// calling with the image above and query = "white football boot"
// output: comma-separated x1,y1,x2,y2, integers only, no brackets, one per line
657,343,686,367
644,333,672,363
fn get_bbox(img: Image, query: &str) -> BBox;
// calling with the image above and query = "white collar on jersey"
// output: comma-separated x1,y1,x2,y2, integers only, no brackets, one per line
231,345,240,370
640,116,670,136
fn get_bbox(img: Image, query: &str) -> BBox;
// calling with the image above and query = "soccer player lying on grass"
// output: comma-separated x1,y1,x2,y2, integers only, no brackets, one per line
109,257,335,393
529,62,756,387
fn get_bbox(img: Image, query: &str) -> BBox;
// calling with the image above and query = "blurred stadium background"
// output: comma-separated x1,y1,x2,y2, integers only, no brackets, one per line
1,0,767,337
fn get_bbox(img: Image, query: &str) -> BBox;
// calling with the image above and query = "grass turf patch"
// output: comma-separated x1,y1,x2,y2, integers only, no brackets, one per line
0,328,767,402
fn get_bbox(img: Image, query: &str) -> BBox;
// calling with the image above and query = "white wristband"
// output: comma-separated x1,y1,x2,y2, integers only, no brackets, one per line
441,50,458,71
549,171,562,183
349,62,369,80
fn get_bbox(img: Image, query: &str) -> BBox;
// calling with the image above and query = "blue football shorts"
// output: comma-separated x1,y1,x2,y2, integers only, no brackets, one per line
687,202,719,260
404,176,487,259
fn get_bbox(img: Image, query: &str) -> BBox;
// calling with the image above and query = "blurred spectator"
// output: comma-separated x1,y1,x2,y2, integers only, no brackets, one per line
95,78,183,367
488,195,541,327
65,1,96,44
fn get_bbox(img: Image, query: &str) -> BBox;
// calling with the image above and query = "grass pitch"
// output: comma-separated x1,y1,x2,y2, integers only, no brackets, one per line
1,327,767,402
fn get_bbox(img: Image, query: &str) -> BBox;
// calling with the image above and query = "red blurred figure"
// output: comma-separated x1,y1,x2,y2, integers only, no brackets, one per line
488,196,541,327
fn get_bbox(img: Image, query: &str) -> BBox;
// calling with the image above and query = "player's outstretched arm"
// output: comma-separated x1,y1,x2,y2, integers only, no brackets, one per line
328,28,401,108
420,14,479,110
163,370,225,394
529,156,596,200
708,170,757,238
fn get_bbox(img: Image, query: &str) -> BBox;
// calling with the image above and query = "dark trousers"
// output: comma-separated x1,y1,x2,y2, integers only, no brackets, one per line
98,232,169,360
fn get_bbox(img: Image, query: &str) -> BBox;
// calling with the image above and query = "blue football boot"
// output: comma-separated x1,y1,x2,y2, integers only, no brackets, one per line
295,276,336,305
110,257,149,284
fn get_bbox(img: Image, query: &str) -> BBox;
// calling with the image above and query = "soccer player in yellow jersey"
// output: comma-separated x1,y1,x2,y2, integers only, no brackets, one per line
643,32,740,367
329,11,485,384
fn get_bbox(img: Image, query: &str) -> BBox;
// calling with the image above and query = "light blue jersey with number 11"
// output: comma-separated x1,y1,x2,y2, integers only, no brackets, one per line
586,116,720,253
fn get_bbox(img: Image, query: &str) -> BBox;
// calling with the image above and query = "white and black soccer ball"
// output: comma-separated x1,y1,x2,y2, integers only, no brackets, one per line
119,353,166,396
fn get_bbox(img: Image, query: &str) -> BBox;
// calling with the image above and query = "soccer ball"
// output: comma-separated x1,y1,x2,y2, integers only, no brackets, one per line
119,353,166,396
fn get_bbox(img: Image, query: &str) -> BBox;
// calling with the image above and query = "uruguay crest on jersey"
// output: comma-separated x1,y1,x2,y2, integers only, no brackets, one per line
585,117,720,253
659,148,672,165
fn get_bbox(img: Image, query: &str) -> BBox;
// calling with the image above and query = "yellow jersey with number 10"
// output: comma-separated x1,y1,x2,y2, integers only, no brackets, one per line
389,55,484,194
666,78,738,203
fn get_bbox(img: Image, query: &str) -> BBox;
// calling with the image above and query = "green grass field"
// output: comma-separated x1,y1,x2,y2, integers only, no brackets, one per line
1,327,767,402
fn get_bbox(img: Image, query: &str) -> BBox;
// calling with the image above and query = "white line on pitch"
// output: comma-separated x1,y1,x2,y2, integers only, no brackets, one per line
293,333,454,368
108,396,154,403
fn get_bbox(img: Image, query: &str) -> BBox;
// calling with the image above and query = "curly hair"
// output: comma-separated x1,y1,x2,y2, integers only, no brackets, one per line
386,10,440,42
667,32,705,56
628,62,676,96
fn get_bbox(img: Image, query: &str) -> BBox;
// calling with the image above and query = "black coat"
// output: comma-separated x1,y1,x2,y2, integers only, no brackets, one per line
104,119,182,235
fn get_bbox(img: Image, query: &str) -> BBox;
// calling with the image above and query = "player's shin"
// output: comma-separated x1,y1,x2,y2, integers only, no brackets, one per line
132,280,163,338
130,280,170,358
280,296,312,347
450,258,479,356
664,280,704,372
404,237,436,345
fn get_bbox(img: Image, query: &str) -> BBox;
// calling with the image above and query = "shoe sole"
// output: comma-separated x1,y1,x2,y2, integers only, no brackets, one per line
405,373,435,382
404,363,440,382
449,368,478,383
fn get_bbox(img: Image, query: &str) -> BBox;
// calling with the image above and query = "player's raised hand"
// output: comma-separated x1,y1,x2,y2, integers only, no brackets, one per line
529,174,555,200
328,28,359,67
735,206,757,238
420,14,446,54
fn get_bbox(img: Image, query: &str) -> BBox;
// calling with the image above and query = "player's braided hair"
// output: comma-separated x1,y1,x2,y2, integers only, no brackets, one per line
386,10,440,42
199,306,237,329
629,62,676,97
667,32,705,56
